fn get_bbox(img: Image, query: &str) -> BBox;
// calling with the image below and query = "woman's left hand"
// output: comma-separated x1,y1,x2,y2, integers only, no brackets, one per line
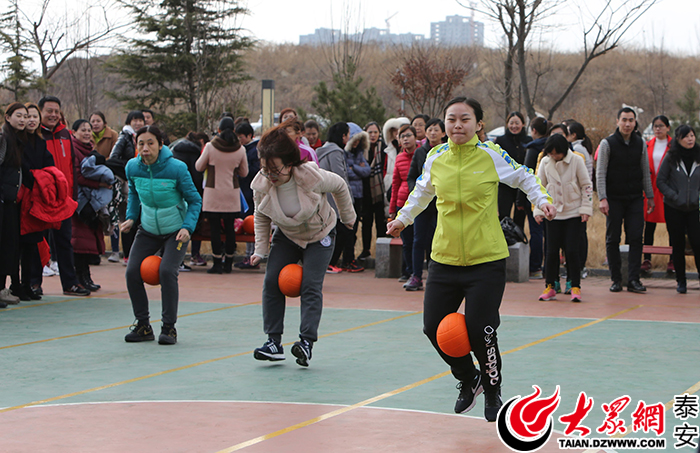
176,228,190,243
541,203,556,221
581,214,590,222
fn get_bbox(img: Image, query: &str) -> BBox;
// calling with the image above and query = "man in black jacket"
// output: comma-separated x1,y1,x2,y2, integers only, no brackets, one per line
596,107,655,293
234,122,261,269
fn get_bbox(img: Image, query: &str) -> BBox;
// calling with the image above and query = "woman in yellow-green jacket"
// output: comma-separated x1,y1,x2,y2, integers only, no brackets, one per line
387,97,555,423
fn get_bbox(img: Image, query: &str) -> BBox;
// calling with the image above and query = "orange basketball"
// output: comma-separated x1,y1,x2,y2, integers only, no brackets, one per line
140,255,162,286
242,215,255,234
278,263,303,297
436,313,471,357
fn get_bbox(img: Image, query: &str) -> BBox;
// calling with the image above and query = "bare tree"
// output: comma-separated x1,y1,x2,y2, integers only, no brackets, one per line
460,0,559,119
460,0,658,120
21,0,127,94
316,1,366,82
643,44,670,115
390,45,475,118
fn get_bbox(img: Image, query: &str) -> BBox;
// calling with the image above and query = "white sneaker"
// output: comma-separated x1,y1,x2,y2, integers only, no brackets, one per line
43,265,56,277
108,252,120,263
0,288,20,304
49,261,60,275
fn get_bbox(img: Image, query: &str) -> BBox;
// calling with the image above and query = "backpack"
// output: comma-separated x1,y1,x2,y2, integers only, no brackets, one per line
500,216,528,246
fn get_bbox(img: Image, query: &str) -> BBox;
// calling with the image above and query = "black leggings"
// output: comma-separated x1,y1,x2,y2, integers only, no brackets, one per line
664,204,700,283
545,218,583,288
361,194,386,253
423,259,505,391
207,212,237,257
497,185,526,231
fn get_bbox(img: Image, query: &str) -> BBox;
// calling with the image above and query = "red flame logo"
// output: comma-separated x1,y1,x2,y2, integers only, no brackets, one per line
508,386,561,438
497,386,561,452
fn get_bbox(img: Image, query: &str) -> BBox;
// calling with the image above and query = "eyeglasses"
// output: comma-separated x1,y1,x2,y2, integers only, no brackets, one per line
399,134,415,139
260,165,290,178
653,124,667,129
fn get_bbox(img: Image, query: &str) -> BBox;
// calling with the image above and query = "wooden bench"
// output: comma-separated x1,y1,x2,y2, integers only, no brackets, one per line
618,244,695,285
190,217,256,243
642,245,693,256
191,233,255,243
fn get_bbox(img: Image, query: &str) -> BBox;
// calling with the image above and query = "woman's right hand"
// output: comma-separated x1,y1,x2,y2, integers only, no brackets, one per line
120,219,134,233
250,255,261,266
386,219,405,237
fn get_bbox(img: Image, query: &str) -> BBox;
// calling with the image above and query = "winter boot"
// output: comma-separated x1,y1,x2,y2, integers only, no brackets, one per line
207,256,223,274
83,268,100,292
223,254,234,274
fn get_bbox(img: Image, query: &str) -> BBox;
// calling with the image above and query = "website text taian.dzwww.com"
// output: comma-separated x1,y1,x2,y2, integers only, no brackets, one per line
557,437,666,450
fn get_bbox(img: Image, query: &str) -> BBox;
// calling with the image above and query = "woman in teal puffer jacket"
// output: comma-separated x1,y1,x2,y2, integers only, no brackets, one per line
120,126,202,345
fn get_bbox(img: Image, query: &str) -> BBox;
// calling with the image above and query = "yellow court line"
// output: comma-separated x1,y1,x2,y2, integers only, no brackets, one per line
0,302,260,350
0,311,420,414
504,305,643,355
216,305,644,452
4,291,129,311
217,371,452,452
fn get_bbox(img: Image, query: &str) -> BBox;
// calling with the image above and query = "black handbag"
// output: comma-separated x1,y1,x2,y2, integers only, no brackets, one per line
500,216,528,246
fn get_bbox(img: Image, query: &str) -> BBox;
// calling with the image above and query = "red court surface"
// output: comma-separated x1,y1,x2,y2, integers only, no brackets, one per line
1,261,698,453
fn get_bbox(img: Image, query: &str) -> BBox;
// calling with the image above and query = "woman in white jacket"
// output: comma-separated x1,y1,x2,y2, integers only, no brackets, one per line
382,117,410,206
250,126,356,367
535,134,593,302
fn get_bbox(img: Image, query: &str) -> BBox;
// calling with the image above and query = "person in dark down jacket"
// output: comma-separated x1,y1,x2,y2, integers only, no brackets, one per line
171,131,209,267
342,123,370,272
109,110,146,265
71,119,114,292
120,126,202,345
655,124,700,294
495,111,531,231
234,121,261,269
516,117,549,279
22,103,56,299
358,121,387,260
316,122,353,274
0,103,28,306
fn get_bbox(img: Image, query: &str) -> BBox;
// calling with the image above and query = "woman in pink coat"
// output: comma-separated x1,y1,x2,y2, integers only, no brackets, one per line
195,117,248,273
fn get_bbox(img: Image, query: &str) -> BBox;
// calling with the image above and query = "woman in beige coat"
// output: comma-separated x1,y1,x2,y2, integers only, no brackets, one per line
534,134,593,302
195,117,248,273
249,125,355,367
90,111,119,158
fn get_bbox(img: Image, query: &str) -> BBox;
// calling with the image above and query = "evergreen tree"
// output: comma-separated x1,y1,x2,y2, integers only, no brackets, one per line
108,0,252,135
674,86,700,128
312,61,385,127
0,0,36,101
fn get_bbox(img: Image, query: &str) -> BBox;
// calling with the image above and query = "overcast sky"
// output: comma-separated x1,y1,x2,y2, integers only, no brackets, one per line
7,0,699,66
239,0,700,55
